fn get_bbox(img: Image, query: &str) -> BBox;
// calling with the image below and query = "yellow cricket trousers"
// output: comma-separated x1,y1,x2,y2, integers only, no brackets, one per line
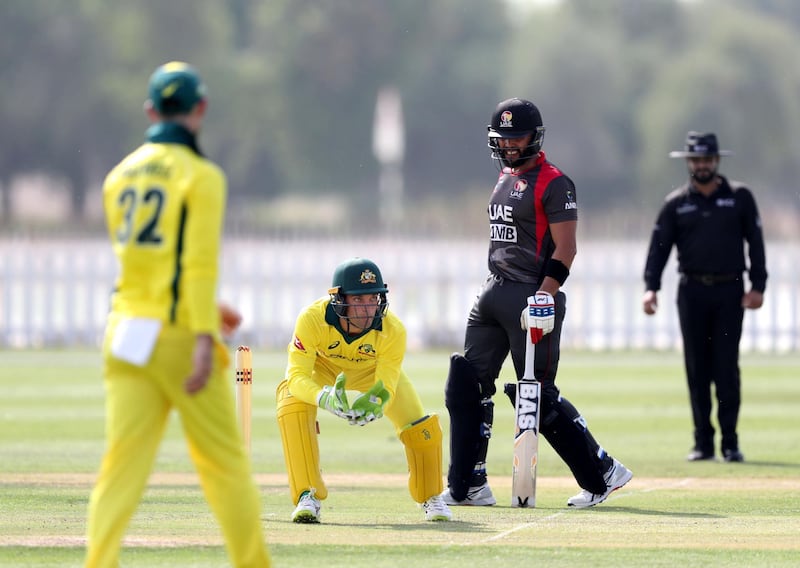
85,319,271,567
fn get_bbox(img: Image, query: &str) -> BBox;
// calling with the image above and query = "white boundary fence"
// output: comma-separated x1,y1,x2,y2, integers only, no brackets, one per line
1,238,798,352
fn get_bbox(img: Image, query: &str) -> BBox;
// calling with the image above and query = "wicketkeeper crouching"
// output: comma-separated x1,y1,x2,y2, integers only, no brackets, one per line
276,257,452,523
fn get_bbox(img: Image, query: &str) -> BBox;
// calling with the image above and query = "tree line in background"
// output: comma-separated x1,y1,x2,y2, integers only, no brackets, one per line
1,0,799,238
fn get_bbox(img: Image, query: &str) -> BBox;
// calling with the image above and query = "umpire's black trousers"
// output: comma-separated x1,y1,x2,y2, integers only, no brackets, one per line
676,275,745,454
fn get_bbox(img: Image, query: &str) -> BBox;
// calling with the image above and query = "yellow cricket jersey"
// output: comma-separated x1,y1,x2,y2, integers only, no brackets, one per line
102,123,224,334
286,297,407,405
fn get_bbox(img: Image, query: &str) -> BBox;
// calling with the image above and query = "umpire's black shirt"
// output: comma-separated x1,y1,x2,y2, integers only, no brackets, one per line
644,175,767,292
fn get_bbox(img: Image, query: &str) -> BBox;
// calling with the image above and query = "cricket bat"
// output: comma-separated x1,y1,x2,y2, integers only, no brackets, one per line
511,296,542,508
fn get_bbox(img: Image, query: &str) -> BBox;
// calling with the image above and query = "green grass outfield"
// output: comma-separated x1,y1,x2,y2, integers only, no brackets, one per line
1,349,799,567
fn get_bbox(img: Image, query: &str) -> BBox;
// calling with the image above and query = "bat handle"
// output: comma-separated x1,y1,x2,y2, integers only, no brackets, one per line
523,294,537,381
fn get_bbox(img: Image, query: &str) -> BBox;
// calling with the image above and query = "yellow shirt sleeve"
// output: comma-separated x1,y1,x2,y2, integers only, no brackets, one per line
180,162,225,333
370,313,405,400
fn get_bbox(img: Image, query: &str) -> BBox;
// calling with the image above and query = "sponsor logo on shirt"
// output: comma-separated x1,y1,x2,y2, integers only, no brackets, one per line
293,336,306,351
716,198,735,207
677,203,697,215
490,223,518,242
329,343,377,362
565,188,577,209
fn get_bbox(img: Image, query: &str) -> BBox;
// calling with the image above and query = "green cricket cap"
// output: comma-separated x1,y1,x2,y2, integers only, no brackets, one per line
147,61,207,116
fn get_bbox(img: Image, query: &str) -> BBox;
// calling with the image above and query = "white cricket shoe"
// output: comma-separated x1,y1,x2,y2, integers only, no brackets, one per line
440,483,496,506
567,459,633,508
292,489,321,523
422,494,452,521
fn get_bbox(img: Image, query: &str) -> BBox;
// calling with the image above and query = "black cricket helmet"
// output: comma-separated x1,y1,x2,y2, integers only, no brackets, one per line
328,257,389,325
488,98,546,168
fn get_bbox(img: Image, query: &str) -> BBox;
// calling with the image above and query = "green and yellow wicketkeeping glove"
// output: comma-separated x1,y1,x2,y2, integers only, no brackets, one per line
317,372,353,420
350,380,391,426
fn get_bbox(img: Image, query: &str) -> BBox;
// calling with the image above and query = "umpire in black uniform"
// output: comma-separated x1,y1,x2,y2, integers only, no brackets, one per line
643,131,767,463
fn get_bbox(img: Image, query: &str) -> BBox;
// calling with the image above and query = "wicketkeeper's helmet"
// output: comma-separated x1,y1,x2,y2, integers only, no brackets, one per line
328,258,389,326
488,98,546,168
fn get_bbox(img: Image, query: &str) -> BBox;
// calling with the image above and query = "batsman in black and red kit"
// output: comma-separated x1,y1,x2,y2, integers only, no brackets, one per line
440,98,633,508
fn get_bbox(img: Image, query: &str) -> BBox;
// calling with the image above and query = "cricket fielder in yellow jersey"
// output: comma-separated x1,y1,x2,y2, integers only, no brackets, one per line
85,62,271,568
276,257,452,523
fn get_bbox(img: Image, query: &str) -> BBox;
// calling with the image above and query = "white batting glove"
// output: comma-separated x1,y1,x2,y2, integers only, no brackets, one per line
524,291,555,344
520,306,529,330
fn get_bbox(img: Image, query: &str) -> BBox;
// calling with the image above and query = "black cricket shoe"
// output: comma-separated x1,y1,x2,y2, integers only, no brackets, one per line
722,448,745,463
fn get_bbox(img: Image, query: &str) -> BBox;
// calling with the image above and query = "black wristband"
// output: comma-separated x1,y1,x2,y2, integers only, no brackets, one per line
545,259,570,285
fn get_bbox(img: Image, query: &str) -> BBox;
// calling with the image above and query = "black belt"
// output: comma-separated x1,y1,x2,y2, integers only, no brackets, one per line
682,272,740,286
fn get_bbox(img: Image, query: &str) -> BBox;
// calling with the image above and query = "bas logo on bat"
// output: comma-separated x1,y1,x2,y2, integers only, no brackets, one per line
516,382,539,430
512,378,541,508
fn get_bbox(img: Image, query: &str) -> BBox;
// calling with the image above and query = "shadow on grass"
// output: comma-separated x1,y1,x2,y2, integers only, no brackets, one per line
595,506,724,518
272,519,492,532
737,460,800,469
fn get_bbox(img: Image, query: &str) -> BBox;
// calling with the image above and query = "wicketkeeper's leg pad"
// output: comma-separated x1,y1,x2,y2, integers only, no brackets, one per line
276,380,328,504
399,414,444,503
